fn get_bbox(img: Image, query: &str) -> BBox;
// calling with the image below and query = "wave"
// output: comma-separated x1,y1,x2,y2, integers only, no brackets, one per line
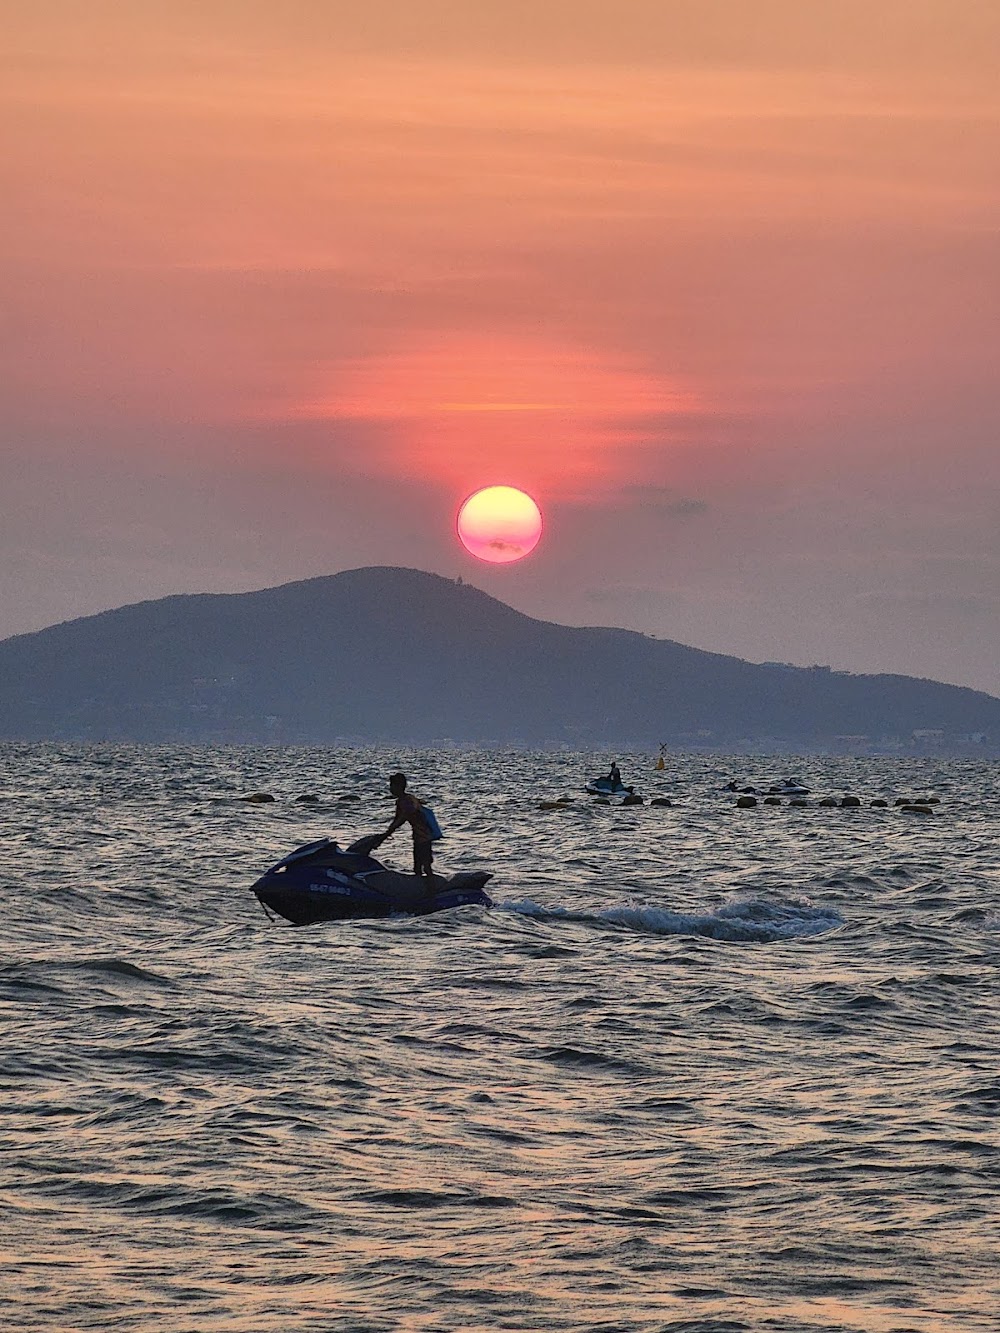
68,958,175,984
353,1188,518,1210
498,895,842,943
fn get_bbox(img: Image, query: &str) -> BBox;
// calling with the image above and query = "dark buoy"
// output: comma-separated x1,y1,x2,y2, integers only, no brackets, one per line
900,803,934,815
296,794,320,804
763,796,781,806
650,797,672,807
819,796,838,807
790,798,809,807
736,795,757,808
242,792,275,803
871,799,888,807
622,793,643,806
841,796,861,808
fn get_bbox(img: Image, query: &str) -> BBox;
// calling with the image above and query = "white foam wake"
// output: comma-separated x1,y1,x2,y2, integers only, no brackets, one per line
497,896,842,943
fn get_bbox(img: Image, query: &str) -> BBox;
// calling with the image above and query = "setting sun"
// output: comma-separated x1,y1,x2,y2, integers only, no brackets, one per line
456,486,542,564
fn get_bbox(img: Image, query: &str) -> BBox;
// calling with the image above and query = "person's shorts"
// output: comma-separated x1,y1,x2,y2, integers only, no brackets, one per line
413,839,434,875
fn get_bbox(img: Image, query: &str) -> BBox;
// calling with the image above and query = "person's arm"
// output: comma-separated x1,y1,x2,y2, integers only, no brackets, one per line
376,797,408,844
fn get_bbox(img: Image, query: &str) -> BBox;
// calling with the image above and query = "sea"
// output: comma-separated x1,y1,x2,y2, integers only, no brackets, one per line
2,744,998,1333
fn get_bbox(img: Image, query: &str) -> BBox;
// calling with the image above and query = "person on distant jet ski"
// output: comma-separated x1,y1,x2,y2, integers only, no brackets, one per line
372,771,435,878
607,761,622,788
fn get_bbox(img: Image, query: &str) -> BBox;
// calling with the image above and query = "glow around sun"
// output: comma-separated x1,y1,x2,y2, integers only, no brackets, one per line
456,486,543,563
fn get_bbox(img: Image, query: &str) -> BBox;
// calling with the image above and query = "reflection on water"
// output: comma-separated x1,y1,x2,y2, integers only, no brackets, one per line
2,744,999,1331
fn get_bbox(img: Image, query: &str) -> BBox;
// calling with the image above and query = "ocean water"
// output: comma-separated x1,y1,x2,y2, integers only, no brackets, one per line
2,744,999,1333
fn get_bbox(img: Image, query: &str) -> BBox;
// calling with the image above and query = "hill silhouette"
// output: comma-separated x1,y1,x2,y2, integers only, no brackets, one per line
0,566,997,752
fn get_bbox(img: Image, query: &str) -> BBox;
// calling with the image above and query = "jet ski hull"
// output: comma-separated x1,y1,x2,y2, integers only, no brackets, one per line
586,779,634,797
251,838,493,925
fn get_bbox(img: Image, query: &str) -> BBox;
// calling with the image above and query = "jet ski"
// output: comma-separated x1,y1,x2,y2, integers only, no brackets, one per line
586,777,635,797
251,837,493,925
723,780,810,797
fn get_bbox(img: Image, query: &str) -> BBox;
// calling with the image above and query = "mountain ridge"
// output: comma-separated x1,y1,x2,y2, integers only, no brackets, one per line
1,566,997,752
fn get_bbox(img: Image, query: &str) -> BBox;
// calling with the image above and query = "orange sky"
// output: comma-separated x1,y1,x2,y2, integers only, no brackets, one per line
2,2,999,691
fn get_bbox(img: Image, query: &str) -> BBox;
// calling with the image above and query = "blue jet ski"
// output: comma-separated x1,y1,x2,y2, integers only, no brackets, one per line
251,836,493,925
586,777,635,797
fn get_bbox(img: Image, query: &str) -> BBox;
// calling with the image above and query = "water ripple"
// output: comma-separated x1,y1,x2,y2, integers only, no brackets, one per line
2,743,999,1331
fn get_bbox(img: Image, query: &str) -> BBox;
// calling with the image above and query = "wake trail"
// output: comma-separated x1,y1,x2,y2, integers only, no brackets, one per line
496,896,843,943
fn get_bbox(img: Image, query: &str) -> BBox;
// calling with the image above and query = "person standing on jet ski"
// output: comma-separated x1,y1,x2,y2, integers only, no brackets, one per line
372,772,435,878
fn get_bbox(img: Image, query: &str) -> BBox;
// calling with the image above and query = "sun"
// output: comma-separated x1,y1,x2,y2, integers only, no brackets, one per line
456,486,543,564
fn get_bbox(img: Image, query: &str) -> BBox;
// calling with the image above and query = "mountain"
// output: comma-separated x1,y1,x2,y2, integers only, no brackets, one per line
1,566,998,752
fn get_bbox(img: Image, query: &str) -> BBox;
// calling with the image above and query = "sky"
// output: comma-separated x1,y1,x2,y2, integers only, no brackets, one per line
3,1,999,694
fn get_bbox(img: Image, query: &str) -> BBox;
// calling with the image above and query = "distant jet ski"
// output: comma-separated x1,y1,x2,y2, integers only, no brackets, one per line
251,837,493,925
722,780,810,796
764,781,810,796
586,777,635,797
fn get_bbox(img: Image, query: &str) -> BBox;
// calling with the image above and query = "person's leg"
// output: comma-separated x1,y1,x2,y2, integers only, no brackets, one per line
415,840,434,878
